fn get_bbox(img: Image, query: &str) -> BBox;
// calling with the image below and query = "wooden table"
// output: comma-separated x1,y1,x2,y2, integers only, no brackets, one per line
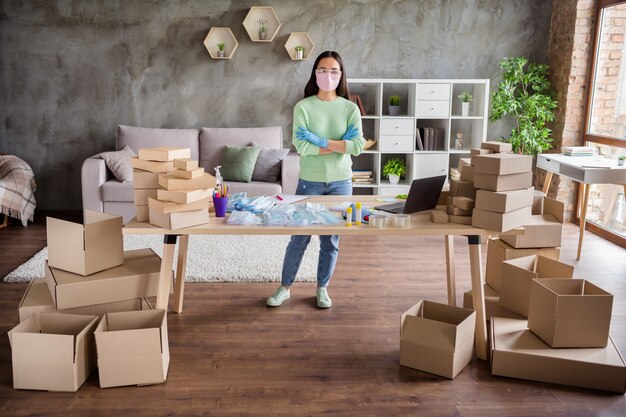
538,153,626,260
124,196,520,361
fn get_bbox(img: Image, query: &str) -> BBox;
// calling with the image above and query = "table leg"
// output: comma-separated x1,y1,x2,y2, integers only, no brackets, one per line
156,235,178,310
468,235,488,361
444,235,456,307
577,183,591,260
173,235,190,314
542,171,553,195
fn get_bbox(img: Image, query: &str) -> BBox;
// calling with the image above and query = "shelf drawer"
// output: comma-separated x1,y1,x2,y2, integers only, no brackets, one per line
379,186,411,196
381,118,414,135
416,101,450,118
413,153,449,179
380,135,414,152
417,83,451,101
536,155,560,174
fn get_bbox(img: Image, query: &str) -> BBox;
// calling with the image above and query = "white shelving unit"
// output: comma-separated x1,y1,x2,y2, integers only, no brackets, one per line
347,78,490,196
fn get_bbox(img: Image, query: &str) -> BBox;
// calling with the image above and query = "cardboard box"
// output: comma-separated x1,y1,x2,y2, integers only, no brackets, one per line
449,179,476,199
95,309,170,388
400,300,475,379
148,197,210,214
134,188,158,205
138,146,191,162
172,167,205,179
470,148,492,156
452,196,474,211
132,169,159,189
149,207,209,230
481,141,513,153
18,279,152,322
447,204,472,216
499,255,574,317
173,158,198,170
471,205,532,233
136,205,149,222
8,312,99,391
157,188,211,204
47,210,124,276
45,248,170,309
474,188,534,214
532,189,544,214
501,196,564,248
490,317,626,393
130,157,174,173
528,279,613,348
430,210,449,223
158,172,216,191
463,284,524,321
472,153,532,175
485,237,561,292
449,214,472,225
460,164,474,182
473,172,533,192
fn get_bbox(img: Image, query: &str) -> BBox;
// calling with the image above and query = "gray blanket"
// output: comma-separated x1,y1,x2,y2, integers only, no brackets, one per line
0,154,37,226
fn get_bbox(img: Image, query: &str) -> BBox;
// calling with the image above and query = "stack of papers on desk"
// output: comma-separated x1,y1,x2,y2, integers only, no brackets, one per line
563,146,594,156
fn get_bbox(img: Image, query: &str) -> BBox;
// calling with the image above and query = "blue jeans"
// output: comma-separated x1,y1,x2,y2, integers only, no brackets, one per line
281,178,352,288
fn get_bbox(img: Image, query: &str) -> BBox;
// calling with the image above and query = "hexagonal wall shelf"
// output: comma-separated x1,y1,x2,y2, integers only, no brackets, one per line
285,32,315,61
243,6,281,42
204,27,238,60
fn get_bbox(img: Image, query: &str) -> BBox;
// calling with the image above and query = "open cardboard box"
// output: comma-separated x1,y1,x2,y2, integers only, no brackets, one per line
463,283,524,321
501,196,564,248
491,317,626,394
400,300,475,379
8,312,98,392
18,279,152,322
47,210,123,276
95,309,170,388
528,279,613,348
499,255,574,317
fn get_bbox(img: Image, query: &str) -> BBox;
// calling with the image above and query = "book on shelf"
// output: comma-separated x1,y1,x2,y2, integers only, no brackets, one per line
416,128,424,151
353,178,374,183
349,95,366,116
352,170,372,176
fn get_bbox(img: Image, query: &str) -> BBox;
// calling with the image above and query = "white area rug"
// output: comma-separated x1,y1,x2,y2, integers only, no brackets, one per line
3,234,320,283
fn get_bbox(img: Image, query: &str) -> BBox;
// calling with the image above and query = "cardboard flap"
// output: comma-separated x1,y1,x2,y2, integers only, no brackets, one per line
536,256,574,279
46,217,85,250
400,302,423,337
12,332,76,363
503,255,537,274
7,314,41,349
84,212,122,243
401,315,457,351
74,316,99,363
83,210,121,225
542,197,564,223
106,309,166,331
422,300,473,326
96,328,163,357
40,312,98,336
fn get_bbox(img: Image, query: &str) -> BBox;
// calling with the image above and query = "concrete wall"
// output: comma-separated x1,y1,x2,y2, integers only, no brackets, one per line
0,0,553,210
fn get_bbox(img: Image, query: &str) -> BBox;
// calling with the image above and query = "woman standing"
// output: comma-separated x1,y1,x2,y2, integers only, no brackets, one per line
266,51,365,309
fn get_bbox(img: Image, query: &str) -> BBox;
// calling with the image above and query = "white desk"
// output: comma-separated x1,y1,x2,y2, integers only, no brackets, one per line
537,153,626,259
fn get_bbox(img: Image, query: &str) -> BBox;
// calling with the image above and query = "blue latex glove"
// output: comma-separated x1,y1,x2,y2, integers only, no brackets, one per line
296,127,328,148
341,124,359,141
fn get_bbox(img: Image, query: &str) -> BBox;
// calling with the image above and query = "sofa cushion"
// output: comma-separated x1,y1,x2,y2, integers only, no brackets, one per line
221,145,261,183
225,180,282,197
101,180,134,202
250,142,289,183
98,145,136,182
116,125,199,160
199,126,282,176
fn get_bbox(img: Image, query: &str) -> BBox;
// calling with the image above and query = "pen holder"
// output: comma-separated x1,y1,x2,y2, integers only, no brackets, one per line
212,196,228,218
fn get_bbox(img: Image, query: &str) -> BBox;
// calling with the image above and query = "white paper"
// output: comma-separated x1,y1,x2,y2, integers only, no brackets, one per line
274,194,310,205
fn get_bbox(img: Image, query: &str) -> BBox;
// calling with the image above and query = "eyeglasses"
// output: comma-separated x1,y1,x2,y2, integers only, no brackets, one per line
315,68,342,76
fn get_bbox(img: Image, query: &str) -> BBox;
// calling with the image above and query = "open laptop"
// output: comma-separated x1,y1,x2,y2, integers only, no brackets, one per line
375,175,446,214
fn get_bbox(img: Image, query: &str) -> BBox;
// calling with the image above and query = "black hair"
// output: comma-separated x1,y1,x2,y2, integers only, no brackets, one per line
303,51,350,100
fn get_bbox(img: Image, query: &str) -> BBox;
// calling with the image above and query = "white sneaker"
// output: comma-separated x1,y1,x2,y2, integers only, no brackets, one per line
266,286,290,307
316,287,332,309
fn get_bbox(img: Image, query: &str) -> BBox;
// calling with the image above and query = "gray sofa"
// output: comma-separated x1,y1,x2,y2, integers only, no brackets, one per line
82,125,299,223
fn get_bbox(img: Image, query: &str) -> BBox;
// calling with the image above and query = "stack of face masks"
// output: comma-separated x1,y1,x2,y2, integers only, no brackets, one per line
225,196,341,227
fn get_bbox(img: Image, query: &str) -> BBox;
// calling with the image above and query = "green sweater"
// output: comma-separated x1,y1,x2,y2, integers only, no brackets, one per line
292,95,365,182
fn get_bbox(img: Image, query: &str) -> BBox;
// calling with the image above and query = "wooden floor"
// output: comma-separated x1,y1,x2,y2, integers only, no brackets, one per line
0,212,625,416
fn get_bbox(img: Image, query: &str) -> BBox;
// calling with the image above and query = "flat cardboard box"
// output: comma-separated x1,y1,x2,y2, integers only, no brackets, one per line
148,197,209,214
136,205,149,222
499,255,574,317
471,205,532,233
474,172,533,192
474,188,534,214
449,214,472,225
463,284,524,321
47,210,123,276
130,157,175,173
134,188,158,205
452,196,474,211
149,207,209,230
470,148,492,156
158,172,216,191
449,179,476,199
430,210,449,223
172,167,205,179
447,204,472,216
472,153,532,175
501,196,564,248
528,279,613,348
45,248,170,309
18,279,152,322
400,300,475,379
485,237,561,292
132,169,159,188
8,312,98,392
173,158,198,170
138,146,191,162
458,157,473,168
481,141,513,153
460,164,474,182
490,317,626,393
157,188,211,204
95,309,170,388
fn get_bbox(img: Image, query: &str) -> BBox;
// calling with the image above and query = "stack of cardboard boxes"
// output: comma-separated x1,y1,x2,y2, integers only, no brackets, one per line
8,210,173,391
446,156,477,225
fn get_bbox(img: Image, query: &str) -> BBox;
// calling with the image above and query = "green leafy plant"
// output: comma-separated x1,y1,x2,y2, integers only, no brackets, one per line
619,155,626,161
389,95,401,106
490,57,558,156
294,45,304,52
257,18,267,33
382,157,406,178
217,43,225,52
457,91,473,102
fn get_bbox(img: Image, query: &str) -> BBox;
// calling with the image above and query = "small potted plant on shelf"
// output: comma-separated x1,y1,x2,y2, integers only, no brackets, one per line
217,43,225,58
383,157,406,185
257,18,267,40
389,95,401,116
458,91,473,117
294,45,305,60
619,155,625,167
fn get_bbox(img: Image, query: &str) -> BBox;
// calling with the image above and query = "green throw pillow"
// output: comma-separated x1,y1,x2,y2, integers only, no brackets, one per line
220,145,261,183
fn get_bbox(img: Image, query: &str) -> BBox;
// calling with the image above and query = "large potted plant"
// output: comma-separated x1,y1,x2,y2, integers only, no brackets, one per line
489,57,558,156
383,157,406,185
